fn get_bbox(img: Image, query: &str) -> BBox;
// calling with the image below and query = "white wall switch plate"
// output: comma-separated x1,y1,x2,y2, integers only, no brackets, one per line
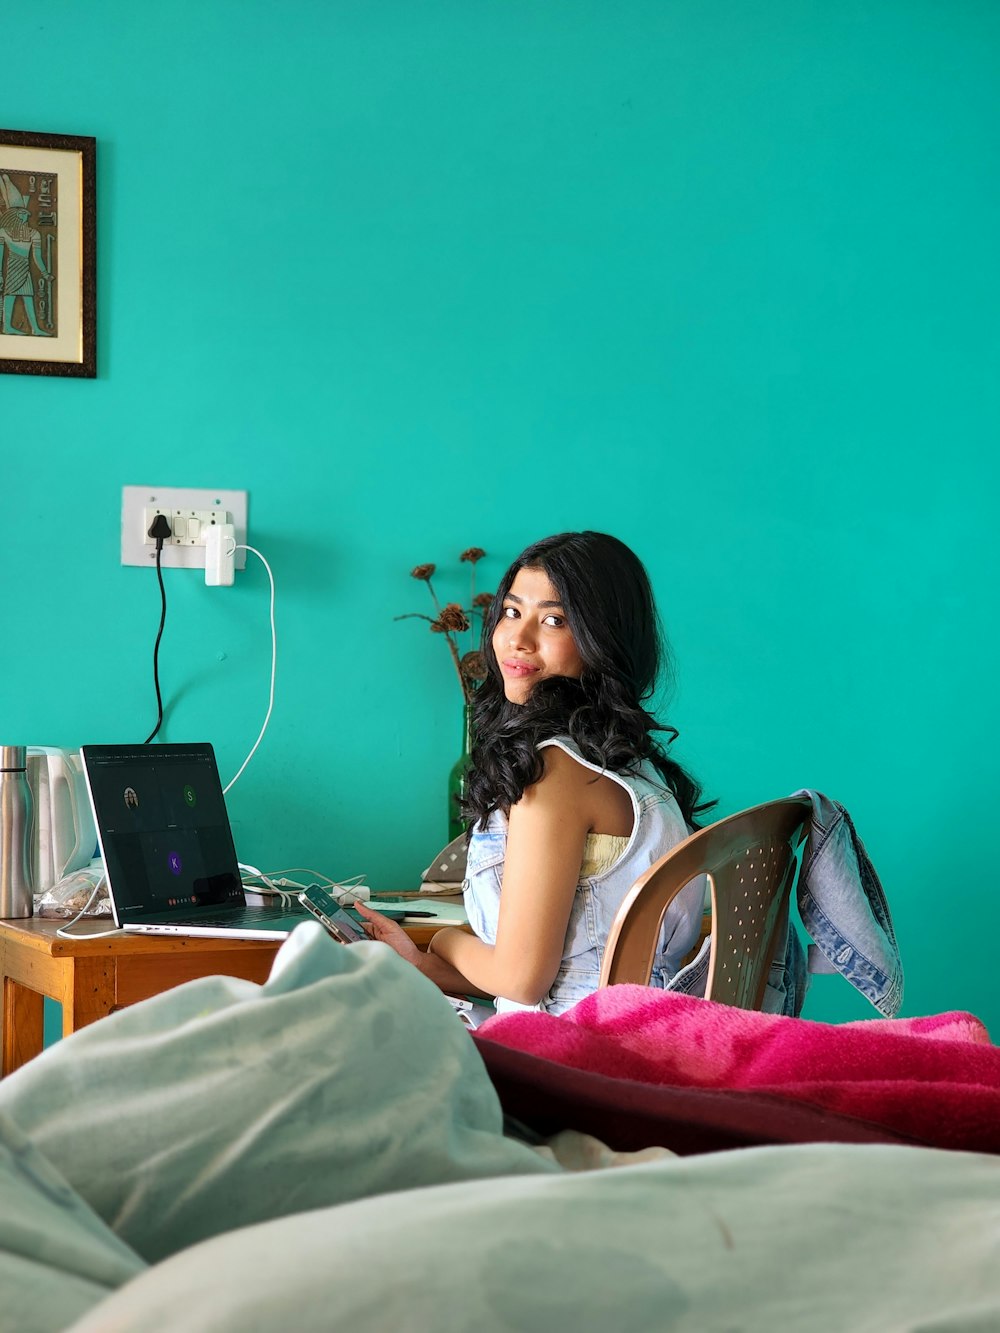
121,486,248,571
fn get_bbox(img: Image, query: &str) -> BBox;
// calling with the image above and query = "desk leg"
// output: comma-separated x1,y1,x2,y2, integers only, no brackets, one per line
64,957,116,1036
2,976,44,1077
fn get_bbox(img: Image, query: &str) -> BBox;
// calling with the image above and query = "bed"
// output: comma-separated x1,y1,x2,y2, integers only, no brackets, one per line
1,922,997,1332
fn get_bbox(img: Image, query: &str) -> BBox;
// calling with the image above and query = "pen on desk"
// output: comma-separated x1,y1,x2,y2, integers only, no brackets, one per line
348,900,437,919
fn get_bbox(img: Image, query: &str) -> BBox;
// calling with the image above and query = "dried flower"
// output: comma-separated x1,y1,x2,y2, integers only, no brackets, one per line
436,603,471,634
460,650,488,682
398,548,495,704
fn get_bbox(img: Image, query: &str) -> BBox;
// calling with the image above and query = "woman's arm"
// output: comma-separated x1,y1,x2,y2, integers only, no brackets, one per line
429,746,593,1005
352,901,492,997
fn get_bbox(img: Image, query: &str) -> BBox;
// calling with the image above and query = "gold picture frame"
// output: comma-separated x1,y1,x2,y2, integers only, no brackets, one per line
0,128,96,378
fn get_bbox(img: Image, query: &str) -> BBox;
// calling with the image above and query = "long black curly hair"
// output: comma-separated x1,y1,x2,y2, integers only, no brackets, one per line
464,531,713,831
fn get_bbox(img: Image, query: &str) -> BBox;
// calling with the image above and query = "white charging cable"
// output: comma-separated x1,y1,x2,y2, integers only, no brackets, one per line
223,543,276,795
55,877,122,938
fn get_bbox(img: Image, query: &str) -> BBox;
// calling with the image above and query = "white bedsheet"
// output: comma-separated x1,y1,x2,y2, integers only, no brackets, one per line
68,1141,1000,1333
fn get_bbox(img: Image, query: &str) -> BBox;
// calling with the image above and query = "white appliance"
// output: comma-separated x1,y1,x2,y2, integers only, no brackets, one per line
26,747,98,894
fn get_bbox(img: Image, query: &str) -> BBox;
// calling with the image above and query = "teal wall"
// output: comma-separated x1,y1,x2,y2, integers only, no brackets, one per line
5,1,998,1033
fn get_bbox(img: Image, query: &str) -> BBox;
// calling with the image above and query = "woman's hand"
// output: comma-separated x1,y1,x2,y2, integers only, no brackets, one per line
352,899,424,969
353,901,487,998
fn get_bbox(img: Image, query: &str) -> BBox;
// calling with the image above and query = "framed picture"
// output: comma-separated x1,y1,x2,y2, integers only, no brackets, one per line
0,128,96,378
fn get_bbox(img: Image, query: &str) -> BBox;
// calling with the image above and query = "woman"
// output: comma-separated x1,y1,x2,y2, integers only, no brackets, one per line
356,530,712,1015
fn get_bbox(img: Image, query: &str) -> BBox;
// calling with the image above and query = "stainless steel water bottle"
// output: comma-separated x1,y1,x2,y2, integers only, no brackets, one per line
0,745,33,917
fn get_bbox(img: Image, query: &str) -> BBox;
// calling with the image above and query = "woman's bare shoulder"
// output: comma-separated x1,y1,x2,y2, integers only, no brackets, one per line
513,742,593,813
537,740,597,785
532,741,633,836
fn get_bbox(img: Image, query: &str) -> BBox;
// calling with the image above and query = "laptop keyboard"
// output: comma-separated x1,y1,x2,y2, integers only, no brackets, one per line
172,905,302,926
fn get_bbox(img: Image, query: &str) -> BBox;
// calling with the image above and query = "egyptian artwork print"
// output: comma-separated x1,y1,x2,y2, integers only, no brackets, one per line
0,167,57,338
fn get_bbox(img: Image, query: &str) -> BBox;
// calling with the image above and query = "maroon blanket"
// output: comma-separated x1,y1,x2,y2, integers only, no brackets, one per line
473,988,999,1155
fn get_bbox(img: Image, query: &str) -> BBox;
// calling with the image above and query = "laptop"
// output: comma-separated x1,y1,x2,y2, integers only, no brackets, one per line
80,742,309,939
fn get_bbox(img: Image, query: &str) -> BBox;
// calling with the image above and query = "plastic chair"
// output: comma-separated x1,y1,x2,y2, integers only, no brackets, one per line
598,797,812,1011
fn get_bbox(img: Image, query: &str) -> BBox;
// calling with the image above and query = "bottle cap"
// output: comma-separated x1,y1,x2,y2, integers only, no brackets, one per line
0,746,27,771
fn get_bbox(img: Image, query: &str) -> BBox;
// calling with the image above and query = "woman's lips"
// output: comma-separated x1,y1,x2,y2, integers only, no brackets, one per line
501,659,540,678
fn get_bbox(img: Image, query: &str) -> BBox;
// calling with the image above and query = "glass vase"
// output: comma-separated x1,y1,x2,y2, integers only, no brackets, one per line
447,702,474,843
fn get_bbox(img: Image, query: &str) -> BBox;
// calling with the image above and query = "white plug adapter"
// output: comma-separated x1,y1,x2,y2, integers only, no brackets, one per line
204,522,236,586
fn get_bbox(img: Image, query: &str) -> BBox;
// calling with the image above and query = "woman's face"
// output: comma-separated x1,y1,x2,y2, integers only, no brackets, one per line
491,565,584,704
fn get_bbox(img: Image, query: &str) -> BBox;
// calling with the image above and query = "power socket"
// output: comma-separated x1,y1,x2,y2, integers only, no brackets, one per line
121,486,248,572
142,506,229,547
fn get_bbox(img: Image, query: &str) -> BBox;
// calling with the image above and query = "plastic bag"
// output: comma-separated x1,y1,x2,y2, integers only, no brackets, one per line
35,862,111,919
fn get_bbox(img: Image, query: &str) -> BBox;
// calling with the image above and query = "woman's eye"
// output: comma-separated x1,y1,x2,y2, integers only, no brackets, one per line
543,614,565,628
502,605,519,619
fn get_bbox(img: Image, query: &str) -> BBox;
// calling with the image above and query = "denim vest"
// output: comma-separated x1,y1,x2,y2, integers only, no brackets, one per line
462,737,705,1016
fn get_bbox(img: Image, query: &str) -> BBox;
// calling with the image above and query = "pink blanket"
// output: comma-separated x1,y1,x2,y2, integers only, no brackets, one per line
476,988,1000,1154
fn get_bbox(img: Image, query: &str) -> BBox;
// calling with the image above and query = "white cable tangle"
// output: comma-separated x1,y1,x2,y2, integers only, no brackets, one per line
239,865,370,905
223,543,276,795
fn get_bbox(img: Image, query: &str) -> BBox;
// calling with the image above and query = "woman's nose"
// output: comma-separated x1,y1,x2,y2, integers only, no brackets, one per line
507,618,535,650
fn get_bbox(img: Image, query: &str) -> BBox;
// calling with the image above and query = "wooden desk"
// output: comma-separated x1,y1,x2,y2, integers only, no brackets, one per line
0,912,456,1078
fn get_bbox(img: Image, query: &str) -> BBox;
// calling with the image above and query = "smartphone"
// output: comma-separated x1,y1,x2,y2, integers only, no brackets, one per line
299,885,366,944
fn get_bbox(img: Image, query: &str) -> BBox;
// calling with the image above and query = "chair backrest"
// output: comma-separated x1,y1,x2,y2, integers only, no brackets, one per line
598,797,811,1010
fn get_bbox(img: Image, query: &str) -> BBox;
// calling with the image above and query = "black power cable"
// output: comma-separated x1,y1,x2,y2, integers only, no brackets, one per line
143,514,173,743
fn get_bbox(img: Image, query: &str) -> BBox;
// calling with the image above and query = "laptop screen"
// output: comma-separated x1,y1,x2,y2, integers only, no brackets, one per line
82,743,242,924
